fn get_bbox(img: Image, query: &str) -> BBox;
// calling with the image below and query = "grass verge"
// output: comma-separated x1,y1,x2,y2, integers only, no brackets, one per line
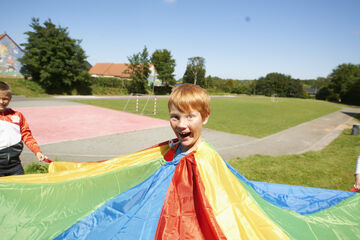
1,77,49,97
228,128,360,191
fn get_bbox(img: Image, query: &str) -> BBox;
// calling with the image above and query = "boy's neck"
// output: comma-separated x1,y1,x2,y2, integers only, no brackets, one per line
180,136,203,153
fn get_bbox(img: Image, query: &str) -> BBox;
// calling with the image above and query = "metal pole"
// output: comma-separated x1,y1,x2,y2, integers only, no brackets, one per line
136,95,139,112
154,96,157,115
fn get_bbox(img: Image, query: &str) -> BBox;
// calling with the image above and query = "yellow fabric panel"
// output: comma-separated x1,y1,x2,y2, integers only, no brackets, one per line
195,142,290,240
0,144,170,183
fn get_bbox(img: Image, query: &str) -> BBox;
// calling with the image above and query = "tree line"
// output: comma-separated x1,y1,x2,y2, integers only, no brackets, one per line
19,18,360,105
315,64,360,105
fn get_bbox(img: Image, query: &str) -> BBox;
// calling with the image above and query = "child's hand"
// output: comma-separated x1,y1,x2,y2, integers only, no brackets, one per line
36,152,47,162
354,174,360,190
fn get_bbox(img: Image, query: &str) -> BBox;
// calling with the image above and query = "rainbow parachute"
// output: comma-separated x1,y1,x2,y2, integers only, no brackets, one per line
0,140,359,239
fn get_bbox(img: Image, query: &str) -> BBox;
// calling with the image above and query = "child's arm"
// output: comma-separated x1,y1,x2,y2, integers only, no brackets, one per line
36,152,47,162
19,112,46,161
355,174,360,189
355,154,360,189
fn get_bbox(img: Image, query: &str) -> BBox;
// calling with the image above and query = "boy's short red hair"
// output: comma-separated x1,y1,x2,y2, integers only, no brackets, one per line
168,83,210,119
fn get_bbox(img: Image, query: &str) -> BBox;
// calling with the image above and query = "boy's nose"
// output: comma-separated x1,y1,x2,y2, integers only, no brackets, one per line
178,118,188,128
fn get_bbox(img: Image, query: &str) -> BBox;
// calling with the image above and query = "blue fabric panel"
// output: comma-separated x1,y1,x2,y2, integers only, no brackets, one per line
225,161,355,215
56,160,179,240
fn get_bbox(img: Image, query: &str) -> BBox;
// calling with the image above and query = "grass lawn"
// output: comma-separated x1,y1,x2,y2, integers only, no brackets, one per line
74,96,341,138
1,77,49,97
228,128,360,191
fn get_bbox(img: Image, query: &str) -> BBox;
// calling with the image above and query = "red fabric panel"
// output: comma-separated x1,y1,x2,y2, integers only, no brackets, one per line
163,145,177,162
155,153,227,240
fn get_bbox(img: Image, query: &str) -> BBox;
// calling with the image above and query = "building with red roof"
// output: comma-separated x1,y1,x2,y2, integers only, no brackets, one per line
89,63,161,86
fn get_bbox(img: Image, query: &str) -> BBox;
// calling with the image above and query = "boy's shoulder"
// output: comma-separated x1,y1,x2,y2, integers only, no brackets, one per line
4,108,20,115
2,108,24,123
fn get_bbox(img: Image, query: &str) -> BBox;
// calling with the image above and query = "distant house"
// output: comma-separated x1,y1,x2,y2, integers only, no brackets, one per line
304,88,318,96
89,63,131,79
0,33,25,77
89,63,161,86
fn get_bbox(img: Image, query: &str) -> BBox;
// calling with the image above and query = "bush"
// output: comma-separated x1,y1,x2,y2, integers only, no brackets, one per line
154,86,172,95
90,77,131,95
24,162,49,174
316,86,332,100
90,77,129,88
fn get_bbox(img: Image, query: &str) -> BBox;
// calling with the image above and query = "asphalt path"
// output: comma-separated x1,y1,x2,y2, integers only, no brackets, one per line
10,96,360,166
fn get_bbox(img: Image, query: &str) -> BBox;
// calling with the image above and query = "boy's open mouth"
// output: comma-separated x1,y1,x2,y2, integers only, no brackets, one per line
179,132,191,138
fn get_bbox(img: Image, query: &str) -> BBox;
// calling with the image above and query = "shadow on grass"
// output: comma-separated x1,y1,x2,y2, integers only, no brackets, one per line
342,111,360,119
355,113,360,121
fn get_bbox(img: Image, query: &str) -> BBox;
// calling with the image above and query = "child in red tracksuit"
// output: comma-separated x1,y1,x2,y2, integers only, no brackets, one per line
0,81,46,176
354,153,360,190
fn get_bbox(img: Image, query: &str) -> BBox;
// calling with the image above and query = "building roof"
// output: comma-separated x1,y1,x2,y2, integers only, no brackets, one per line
89,63,131,78
0,33,25,53
304,88,318,94
89,63,156,78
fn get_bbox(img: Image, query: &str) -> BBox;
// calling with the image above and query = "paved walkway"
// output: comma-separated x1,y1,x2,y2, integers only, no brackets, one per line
10,96,360,165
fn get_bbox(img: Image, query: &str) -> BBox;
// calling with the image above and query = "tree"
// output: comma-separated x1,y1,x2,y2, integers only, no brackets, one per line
315,77,329,90
151,49,176,86
182,57,206,86
232,81,252,94
127,46,151,94
224,79,235,93
256,72,304,98
328,63,360,104
19,18,90,94
316,86,335,101
204,75,214,88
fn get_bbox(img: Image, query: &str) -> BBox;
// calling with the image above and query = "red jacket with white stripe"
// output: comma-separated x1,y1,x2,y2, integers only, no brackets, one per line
0,108,40,155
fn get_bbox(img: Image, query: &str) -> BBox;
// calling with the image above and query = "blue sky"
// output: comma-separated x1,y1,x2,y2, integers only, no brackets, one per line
1,0,359,80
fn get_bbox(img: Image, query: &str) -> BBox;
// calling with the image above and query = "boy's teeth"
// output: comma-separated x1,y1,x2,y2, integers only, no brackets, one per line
180,132,190,137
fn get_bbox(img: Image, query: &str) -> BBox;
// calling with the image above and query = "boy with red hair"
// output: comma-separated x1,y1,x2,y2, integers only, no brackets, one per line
168,83,210,158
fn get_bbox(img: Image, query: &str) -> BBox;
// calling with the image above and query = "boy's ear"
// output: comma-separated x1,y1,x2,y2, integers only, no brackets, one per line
203,115,209,125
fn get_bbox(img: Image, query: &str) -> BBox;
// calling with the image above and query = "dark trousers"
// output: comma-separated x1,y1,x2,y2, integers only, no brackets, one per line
0,161,24,176
0,142,25,177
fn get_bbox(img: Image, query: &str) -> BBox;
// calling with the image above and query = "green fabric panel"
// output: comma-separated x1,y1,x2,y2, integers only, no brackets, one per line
0,157,165,240
240,179,360,239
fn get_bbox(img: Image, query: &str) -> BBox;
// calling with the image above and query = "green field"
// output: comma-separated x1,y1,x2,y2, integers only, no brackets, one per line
74,96,341,138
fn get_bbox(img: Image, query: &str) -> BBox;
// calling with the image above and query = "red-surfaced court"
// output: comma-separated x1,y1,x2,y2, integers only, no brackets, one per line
16,105,169,145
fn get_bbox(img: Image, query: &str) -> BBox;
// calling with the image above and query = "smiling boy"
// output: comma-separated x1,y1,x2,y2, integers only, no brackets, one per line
0,81,46,176
168,83,210,155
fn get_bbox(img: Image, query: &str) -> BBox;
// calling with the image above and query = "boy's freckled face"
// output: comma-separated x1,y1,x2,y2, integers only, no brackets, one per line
0,90,11,112
169,105,208,153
